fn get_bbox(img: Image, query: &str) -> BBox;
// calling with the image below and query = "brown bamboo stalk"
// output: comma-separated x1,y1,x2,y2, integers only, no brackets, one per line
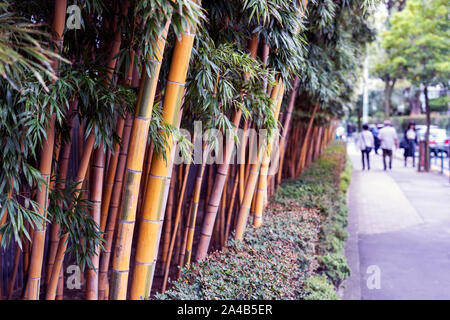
195,34,259,261
220,174,227,247
45,133,95,300
98,114,133,300
224,171,239,244
100,118,125,233
45,99,77,287
7,245,21,299
100,1,132,233
177,194,193,278
86,146,105,300
235,79,283,239
25,0,67,300
295,103,319,177
161,162,191,293
277,76,299,185
159,166,176,277
183,143,208,266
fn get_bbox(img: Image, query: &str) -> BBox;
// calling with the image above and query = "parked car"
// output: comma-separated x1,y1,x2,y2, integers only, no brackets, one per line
417,127,449,157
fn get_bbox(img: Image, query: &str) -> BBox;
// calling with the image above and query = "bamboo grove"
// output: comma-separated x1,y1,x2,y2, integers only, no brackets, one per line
0,0,376,300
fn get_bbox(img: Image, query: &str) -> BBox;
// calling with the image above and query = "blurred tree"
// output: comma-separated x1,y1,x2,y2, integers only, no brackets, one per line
382,0,449,170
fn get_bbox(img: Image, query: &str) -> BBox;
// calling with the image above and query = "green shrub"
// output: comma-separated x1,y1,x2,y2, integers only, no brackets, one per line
159,141,351,300
319,252,351,287
158,207,318,300
339,159,352,193
304,275,339,300
429,96,450,113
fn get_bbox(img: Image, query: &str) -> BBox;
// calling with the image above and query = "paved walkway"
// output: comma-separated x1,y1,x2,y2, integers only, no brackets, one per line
343,141,450,300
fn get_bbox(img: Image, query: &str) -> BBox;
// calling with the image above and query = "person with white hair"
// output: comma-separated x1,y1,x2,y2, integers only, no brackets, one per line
378,119,398,170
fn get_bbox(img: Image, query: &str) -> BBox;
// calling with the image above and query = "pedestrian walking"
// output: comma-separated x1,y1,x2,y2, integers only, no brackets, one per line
401,122,418,167
378,119,398,171
371,123,380,154
336,126,345,140
358,124,375,170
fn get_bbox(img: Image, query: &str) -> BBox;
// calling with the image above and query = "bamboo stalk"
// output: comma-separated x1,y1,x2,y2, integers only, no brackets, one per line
7,245,21,299
45,99,77,287
253,81,284,228
99,1,132,233
219,174,227,247
238,121,249,203
195,33,259,261
224,171,239,244
86,146,105,299
45,134,95,300
235,79,283,240
203,164,213,220
159,166,176,276
177,194,193,278
98,114,133,300
161,162,191,293
184,143,208,266
109,19,172,299
295,103,319,177
129,23,195,300
25,0,67,300
277,76,299,185
100,117,125,233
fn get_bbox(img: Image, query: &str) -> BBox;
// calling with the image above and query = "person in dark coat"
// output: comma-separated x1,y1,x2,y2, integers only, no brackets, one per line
402,122,418,167
371,124,380,154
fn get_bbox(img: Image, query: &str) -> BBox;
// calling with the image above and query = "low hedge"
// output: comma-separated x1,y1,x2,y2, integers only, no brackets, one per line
158,141,351,300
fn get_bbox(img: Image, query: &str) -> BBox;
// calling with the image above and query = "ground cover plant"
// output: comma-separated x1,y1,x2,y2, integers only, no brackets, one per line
159,141,351,300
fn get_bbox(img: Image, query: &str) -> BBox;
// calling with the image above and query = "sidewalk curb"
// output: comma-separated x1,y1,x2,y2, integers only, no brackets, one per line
341,163,362,300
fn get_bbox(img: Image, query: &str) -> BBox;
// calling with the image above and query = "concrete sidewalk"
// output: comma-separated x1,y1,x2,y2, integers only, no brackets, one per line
343,142,450,300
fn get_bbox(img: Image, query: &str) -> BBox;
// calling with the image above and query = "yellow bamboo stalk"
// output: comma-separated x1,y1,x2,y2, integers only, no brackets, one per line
253,81,284,227
235,79,283,240
129,23,196,300
238,121,249,203
109,20,172,300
